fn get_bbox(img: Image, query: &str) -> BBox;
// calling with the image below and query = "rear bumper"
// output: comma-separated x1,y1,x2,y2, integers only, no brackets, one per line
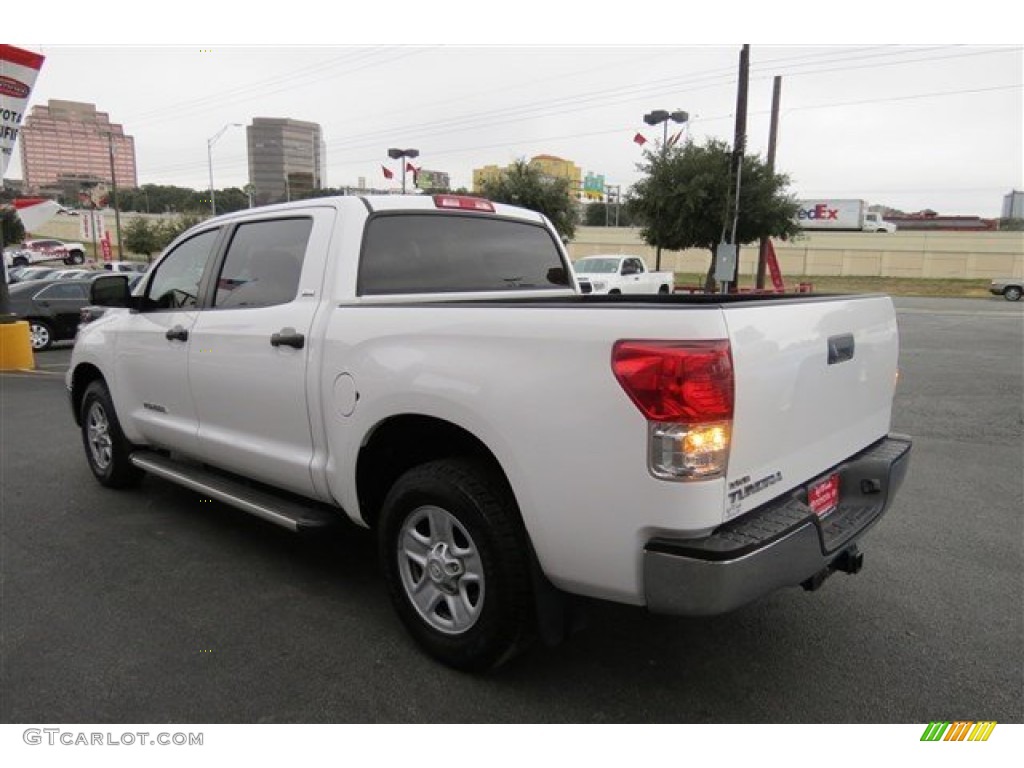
643,434,912,616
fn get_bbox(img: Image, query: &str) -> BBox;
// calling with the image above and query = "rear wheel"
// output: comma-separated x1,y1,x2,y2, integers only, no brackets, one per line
80,380,143,488
13,256,28,267
65,250,85,265
1004,286,1022,302
658,284,670,294
609,289,621,295
379,458,534,671
28,320,53,351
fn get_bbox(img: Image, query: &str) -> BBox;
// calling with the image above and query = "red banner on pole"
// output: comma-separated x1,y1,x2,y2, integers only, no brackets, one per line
765,238,785,292
101,232,112,261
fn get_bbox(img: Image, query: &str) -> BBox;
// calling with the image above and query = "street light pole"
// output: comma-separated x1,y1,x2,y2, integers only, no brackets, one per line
207,123,242,216
642,109,689,271
106,132,124,260
387,148,420,194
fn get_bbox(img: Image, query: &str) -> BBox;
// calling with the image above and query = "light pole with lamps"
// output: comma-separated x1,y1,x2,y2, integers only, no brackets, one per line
207,123,242,216
387,148,419,194
642,109,688,271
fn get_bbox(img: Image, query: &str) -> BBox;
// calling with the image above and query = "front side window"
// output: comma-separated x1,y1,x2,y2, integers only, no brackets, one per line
359,214,569,296
144,229,220,310
214,218,312,309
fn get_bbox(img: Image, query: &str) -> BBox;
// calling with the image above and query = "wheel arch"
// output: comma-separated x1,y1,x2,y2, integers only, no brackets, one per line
70,362,107,426
355,414,520,532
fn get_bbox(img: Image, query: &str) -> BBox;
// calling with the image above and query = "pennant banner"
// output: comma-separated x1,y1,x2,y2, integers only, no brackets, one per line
0,45,45,179
633,132,647,146
382,165,394,180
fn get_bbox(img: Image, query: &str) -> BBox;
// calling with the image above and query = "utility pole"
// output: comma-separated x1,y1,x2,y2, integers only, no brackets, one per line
724,44,750,292
756,76,782,290
107,132,124,260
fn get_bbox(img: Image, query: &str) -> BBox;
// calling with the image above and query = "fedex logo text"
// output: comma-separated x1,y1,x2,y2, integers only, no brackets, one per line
797,204,839,221
920,721,997,742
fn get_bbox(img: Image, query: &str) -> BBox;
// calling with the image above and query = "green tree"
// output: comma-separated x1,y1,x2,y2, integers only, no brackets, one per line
154,214,206,251
478,160,577,239
122,217,162,262
628,138,801,286
1,207,25,249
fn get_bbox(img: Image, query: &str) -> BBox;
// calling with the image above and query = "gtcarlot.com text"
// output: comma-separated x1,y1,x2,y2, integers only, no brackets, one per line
23,729,203,747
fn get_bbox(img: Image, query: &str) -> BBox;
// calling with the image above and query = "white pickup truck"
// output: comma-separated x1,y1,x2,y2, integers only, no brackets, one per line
572,254,674,295
68,194,911,671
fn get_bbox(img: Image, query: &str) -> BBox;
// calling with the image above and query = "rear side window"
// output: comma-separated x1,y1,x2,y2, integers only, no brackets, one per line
215,218,312,309
358,214,569,296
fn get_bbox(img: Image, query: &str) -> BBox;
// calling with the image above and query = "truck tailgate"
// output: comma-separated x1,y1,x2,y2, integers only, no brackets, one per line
722,295,899,520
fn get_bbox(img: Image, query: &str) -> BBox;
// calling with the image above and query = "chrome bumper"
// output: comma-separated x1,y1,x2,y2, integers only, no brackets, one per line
644,435,912,616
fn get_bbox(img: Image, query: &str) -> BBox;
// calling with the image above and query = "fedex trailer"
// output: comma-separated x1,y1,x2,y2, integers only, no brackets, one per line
797,199,897,233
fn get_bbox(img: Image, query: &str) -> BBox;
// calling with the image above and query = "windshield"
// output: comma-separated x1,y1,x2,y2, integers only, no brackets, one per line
573,258,620,274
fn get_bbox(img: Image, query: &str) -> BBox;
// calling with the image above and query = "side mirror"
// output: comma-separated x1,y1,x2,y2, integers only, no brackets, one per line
90,274,132,307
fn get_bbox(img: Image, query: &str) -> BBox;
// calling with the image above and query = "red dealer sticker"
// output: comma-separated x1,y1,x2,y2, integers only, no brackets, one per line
0,76,30,99
808,473,840,517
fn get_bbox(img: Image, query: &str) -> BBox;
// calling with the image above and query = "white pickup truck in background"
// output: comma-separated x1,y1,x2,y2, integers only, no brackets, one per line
572,254,675,294
69,194,911,671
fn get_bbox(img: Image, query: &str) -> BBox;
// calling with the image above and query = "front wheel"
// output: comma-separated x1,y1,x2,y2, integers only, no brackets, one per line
13,256,28,267
80,380,143,488
1003,286,1022,302
379,458,534,671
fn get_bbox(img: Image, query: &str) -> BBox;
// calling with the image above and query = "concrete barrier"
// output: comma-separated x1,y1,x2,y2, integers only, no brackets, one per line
568,228,1024,280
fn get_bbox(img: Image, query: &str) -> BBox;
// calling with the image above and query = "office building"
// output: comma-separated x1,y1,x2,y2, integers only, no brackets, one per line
472,154,581,199
19,99,137,196
247,117,325,205
1002,190,1024,220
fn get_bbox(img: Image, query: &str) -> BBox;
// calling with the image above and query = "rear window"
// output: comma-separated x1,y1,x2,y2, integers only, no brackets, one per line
358,214,569,296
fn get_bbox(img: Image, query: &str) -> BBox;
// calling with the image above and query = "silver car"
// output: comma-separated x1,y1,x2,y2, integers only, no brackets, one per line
989,278,1023,301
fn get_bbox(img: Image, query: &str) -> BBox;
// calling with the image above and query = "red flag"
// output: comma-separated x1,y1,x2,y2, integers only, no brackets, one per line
382,165,394,180
406,162,418,173
633,132,647,146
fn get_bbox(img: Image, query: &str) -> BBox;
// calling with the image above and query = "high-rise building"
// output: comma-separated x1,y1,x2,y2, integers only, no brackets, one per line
247,117,325,205
19,99,137,197
1002,190,1024,219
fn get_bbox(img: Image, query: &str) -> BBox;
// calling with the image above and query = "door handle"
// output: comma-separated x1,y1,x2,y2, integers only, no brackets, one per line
271,327,305,349
165,325,189,342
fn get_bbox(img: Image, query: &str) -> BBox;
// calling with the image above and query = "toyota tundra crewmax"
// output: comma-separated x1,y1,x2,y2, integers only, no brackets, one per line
68,195,911,670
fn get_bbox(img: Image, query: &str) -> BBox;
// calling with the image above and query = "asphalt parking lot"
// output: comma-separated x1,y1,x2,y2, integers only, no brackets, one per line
1,297,1021,723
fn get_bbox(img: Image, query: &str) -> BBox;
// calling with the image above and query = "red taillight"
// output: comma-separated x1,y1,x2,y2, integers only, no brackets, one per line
612,340,734,423
433,194,495,213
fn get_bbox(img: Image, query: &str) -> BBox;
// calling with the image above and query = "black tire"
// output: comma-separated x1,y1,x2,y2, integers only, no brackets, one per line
80,380,143,488
379,458,534,672
28,319,53,351
13,256,28,267
65,250,85,265
609,289,622,295
1003,286,1022,302
658,284,670,294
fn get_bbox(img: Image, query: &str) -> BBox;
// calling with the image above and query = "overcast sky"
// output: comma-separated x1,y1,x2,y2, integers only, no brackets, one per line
8,12,1023,217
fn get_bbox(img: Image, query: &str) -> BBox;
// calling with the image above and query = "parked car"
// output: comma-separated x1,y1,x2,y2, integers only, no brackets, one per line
70,194,911,671
51,268,97,280
7,278,94,350
572,255,674,295
101,260,149,274
6,266,61,284
989,277,1023,302
16,238,88,266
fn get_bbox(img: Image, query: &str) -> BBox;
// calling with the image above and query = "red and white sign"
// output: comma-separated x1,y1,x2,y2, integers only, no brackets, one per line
0,45,45,179
80,210,106,242
101,232,112,262
12,197,61,231
808,473,840,517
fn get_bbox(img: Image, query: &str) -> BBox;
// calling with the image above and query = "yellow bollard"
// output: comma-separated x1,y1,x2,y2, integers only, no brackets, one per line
0,321,35,370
